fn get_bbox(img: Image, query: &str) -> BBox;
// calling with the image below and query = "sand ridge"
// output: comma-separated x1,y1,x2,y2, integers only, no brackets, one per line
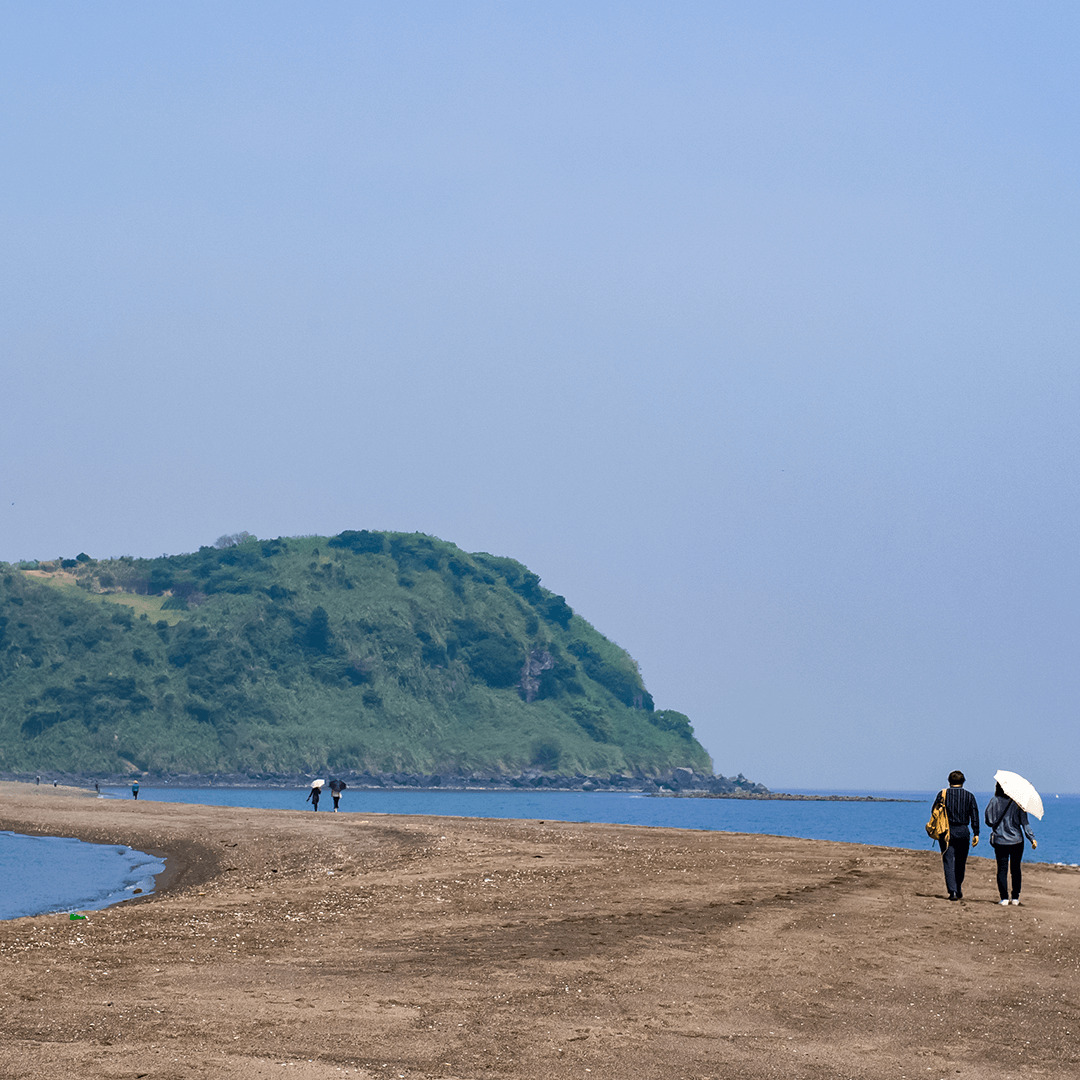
1,781,1077,1079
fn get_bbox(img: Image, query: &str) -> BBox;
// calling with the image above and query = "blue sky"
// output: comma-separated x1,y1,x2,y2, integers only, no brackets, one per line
3,3,1078,792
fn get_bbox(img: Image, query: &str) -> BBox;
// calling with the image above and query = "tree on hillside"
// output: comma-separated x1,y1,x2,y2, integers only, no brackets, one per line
214,532,256,549
302,606,333,654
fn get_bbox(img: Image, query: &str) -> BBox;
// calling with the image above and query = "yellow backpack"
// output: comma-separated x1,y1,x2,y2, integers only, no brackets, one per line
925,789,950,845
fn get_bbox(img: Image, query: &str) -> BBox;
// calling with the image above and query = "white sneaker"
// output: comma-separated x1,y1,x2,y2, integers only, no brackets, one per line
999,899,1010,905
1010,899,1021,905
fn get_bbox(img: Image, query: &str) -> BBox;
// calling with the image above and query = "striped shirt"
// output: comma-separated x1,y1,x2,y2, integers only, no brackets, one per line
940,786,979,837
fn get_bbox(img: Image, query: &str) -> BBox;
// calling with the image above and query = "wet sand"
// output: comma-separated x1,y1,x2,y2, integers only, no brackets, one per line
1,781,1077,1079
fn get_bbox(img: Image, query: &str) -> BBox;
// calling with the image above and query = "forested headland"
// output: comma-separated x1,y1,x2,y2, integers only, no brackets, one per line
0,531,757,789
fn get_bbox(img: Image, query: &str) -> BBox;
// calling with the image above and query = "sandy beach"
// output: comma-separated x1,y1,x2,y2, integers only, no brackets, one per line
1,781,1077,1080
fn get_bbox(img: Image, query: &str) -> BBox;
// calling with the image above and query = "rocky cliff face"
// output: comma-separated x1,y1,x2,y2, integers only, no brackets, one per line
520,648,555,702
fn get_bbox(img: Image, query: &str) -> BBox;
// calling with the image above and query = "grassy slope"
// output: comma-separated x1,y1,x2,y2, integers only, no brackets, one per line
0,532,712,778
25,571,187,625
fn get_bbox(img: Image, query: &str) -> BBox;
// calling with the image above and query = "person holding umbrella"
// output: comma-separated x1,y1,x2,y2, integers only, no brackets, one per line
985,770,1041,906
306,779,325,811
328,778,347,811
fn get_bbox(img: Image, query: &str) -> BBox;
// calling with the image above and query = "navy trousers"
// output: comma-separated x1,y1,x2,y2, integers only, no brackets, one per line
994,841,1024,900
940,827,971,896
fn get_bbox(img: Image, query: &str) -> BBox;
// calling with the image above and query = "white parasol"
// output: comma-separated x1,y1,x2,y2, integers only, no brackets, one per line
310,778,326,789
994,770,1043,820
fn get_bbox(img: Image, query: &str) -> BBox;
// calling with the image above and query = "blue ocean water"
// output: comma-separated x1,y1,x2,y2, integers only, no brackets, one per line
103,784,1080,865
0,830,165,920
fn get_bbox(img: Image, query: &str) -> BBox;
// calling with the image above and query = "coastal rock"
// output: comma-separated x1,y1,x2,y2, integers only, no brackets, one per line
670,767,699,790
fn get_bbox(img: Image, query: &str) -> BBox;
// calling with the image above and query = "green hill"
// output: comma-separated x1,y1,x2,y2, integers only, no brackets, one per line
0,531,717,781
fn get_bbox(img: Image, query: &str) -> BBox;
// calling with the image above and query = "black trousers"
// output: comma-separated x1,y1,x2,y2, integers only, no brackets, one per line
940,828,970,896
994,841,1024,900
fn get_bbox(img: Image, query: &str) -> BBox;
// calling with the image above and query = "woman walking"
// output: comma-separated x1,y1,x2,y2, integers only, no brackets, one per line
985,782,1037,905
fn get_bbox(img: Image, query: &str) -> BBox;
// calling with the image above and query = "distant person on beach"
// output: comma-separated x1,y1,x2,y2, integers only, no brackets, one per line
132,781,140,800
933,771,979,901
306,785,321,811
985,782,1036,906
329,779,346,811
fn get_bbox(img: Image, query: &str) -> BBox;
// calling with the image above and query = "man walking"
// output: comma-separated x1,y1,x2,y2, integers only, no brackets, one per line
934,770,979,900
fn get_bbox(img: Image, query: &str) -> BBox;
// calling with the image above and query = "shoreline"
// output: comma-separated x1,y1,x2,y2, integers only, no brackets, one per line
0,827,166,920
654,790,918,802
6,781,1076,873
1,768,774,797
2,781,1078,1078
3,772,917,802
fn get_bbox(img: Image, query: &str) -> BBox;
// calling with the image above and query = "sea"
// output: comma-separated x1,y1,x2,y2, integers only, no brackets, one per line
0,829,165,920
3,786,1077,921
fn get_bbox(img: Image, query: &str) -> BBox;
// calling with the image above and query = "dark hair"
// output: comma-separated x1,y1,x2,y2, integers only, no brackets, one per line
948,770,965,786
995,782,1006,798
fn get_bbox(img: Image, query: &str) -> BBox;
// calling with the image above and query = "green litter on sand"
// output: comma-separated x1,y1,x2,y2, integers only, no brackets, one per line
68,913,87,920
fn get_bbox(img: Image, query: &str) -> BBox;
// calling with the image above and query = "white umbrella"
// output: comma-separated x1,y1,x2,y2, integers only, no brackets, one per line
994,770,1044,820
310,778,325,789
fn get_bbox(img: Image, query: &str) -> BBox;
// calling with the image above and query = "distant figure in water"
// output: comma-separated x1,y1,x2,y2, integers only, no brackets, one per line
131,780,140,800
985,782,1037,905
329,779,347,811
306,785,321,811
